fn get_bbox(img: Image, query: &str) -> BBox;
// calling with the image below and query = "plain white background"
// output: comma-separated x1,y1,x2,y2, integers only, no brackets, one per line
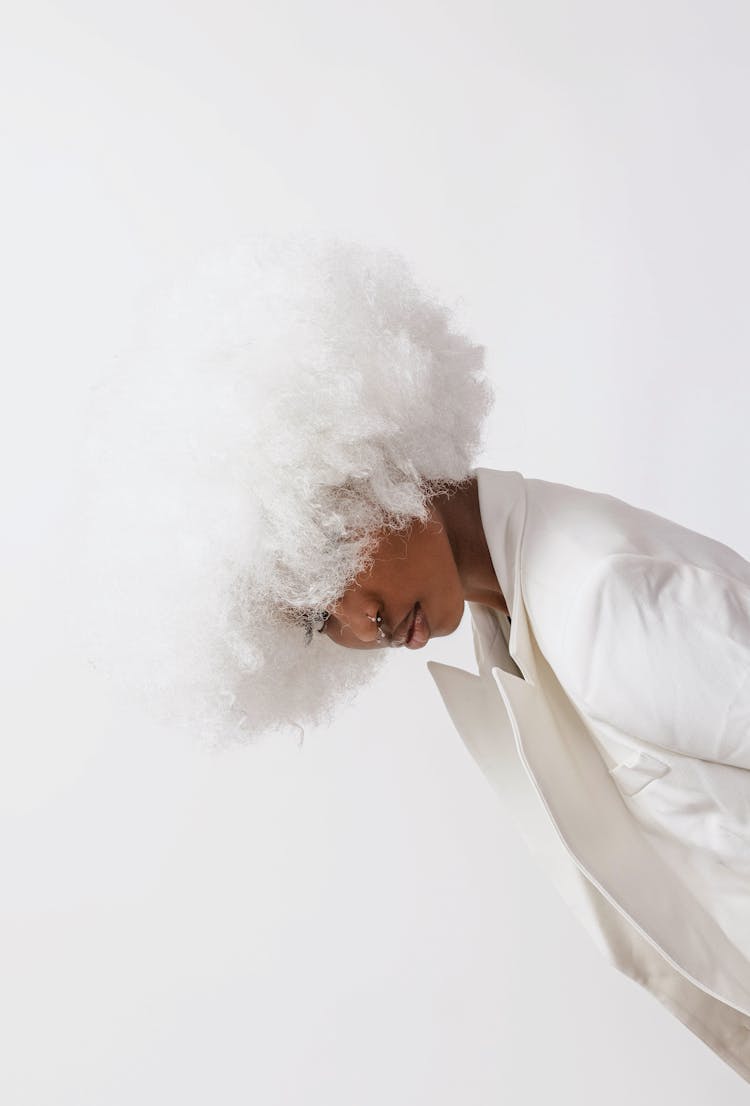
2,1,749,1102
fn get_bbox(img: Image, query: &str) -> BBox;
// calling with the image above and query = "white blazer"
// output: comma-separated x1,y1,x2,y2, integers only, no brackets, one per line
427,467,750,1083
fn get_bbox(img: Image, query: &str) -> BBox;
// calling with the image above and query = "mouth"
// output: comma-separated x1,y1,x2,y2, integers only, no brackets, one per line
393,602,430,649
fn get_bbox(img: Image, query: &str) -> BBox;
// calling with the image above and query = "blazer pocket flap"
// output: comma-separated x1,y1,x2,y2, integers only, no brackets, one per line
609,751,671,796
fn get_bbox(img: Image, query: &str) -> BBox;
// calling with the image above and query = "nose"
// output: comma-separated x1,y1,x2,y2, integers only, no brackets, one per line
330,596,387,645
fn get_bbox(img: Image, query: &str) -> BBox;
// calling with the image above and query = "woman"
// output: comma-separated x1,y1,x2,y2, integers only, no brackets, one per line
80,234,750,1082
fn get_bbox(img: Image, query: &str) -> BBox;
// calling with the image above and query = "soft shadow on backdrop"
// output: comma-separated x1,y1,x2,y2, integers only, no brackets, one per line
2,2,749,1103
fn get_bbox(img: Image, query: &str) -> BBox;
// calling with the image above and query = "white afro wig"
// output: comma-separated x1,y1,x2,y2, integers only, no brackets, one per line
76,234,494,747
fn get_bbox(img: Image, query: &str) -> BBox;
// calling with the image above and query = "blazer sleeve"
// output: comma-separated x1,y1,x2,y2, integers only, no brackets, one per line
559,552,750,769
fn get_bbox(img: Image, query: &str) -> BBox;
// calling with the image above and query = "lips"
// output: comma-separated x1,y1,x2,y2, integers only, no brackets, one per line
390,602,431,648
391,605,415,647
405,602,430,649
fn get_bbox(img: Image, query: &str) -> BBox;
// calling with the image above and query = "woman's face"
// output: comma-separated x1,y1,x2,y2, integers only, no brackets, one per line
321,506,466,650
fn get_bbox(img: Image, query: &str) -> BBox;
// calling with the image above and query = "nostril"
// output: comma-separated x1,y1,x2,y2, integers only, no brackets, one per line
367,613,389,643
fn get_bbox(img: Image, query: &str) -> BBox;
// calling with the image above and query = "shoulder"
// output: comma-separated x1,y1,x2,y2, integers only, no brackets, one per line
517,481,635,663
556,551,750,766
520,476,750,625
567,552,750,633
523,477,750,576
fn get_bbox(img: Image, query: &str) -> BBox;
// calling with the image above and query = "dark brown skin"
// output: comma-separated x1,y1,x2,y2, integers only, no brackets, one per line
322,476,509,650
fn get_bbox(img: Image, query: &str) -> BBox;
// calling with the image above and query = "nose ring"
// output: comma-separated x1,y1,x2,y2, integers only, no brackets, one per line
367,614,388,642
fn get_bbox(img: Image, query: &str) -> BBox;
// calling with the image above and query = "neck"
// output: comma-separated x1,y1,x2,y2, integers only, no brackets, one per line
433,476,509,617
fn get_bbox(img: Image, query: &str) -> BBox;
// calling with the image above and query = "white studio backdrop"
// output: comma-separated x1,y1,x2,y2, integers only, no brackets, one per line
2,1,749,1102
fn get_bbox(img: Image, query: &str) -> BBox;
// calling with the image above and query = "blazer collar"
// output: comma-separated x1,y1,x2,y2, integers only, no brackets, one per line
472,466,537,685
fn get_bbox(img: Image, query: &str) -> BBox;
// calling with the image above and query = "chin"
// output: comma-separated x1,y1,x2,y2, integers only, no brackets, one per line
440,601,466,638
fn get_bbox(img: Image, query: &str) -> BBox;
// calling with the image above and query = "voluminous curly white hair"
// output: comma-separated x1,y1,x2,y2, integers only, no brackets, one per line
77,234,494,746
